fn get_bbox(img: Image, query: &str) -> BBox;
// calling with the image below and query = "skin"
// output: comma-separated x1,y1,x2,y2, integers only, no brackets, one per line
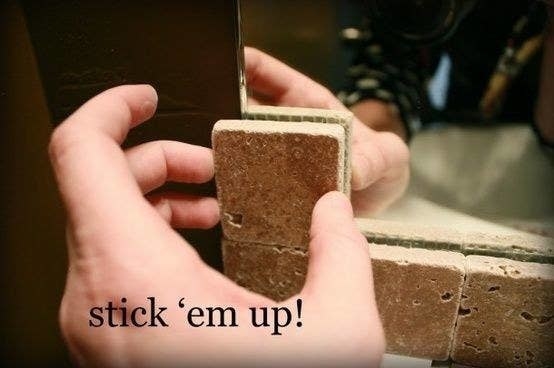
50,85,385,367
245,47,410,216
350,100,407,141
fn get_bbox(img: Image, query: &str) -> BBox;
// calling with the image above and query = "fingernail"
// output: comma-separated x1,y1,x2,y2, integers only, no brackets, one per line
141,100,156,117
141,84,158,114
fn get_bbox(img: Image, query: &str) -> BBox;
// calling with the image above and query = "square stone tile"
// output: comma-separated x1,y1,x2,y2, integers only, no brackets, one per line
213,120,345,248
222,239,306,302
370,244,465,360
223,239,465,360
245,105,353,194
451,256,554,367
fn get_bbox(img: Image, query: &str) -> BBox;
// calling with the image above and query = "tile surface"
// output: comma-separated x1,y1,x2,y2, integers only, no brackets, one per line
223,240,465,360
222,239,306,301
213,120,345,248
451,256,554,368
246,105,353,194
370,244,465,361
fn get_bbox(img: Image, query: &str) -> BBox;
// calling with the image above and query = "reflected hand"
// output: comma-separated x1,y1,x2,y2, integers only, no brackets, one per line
245,47,410,216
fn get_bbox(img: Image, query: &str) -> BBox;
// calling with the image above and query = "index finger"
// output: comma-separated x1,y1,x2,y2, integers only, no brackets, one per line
49,85,161,234
245,47,344,110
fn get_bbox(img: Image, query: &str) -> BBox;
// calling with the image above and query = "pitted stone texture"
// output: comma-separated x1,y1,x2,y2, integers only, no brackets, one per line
370,244,465,361
245,105,353,194
451,256,554,368
213,120,345,248
222,239,306,302
223,239,465,360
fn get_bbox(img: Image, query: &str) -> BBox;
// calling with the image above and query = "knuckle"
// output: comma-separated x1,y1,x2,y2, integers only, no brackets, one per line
110,94,134,124
378,131,411,164
48,124,81,162
357,149,375,174
352,150,378,189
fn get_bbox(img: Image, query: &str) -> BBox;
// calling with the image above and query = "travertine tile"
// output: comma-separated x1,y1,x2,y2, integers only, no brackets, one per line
370,244,465,361
223,240,465,360
451,256,554,368
245,105,353,194
222,239,306,302
357,218,554,264
213,120,345,248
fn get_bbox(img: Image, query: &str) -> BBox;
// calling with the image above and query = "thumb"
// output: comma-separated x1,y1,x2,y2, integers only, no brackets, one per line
302,191,374,301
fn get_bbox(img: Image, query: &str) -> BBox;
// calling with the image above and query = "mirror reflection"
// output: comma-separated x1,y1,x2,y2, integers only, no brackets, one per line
242,0,554,236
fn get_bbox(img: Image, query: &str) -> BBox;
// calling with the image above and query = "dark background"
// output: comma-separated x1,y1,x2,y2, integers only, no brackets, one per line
0,0,363,365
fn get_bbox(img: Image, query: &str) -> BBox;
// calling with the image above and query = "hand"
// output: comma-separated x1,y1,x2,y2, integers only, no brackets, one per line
245,47,410,216
49,85,384,367
350,100,408,141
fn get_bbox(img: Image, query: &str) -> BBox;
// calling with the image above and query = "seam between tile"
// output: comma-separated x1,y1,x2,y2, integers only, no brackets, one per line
363,235,554,265
447,255,469,360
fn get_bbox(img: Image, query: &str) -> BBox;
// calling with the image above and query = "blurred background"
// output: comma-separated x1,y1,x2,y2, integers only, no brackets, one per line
1,0,552,365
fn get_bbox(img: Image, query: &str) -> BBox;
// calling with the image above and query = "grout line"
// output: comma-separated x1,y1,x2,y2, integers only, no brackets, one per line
363,235,554,265
447,256,469,361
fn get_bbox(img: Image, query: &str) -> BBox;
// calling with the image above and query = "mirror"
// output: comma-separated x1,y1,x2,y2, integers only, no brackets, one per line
241,0,554,238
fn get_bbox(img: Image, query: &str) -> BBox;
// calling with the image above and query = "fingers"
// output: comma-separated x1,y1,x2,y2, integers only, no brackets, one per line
245,46,301,101
350,166,409,217
49,85,162,237
350,119,410,191
350,124,410,216
302,192,373,300
148,193,220,229
302,191,383,353
245,47,343,110
247,95,262,106
125,140,214,194
125,140,218,229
